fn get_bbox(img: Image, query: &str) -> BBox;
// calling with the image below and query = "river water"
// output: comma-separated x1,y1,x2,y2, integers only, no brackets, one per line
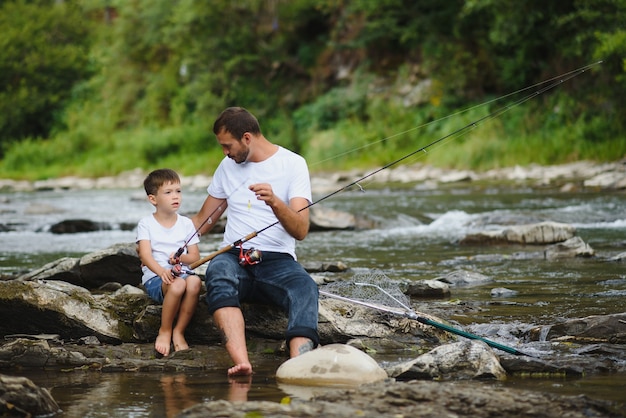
1,180,625,417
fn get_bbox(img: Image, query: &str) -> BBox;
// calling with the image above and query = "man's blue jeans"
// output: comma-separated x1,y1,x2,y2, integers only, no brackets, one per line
205,249,320,347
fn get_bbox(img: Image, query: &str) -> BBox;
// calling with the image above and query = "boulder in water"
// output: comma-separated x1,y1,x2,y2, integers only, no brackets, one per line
275,344,388,387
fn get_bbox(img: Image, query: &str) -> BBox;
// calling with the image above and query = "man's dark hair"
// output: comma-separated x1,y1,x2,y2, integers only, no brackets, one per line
213,107,261,140
143,168,180,196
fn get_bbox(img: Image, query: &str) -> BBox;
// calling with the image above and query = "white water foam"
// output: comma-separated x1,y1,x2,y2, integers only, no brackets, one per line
381,210,479,241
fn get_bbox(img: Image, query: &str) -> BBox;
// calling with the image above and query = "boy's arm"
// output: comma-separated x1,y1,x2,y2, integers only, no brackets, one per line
137,239,175,284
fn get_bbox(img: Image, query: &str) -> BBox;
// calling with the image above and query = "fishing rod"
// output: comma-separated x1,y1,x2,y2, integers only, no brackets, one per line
189,61,601,270
170,178,248,274
173,201,224,259
170,198,225,276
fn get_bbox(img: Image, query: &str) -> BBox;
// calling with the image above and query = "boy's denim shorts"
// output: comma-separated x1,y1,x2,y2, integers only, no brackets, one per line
144,273,192,303
144,276,165,303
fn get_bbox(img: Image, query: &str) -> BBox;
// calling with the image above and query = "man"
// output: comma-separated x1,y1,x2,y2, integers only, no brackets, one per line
192,107,319,376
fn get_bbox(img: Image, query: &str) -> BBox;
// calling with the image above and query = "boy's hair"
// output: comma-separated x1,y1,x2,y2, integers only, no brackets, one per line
143,168,180,196
213,107,261,140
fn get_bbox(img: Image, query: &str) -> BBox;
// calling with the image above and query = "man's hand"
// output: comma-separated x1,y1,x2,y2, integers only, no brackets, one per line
249,183,276,206
249,183,310,240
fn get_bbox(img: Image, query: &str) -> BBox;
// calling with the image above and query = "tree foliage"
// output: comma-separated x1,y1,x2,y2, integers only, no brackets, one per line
0,0,624,177
0,0,93,148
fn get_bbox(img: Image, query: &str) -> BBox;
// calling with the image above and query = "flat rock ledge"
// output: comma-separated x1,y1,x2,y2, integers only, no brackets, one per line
177,379,622,418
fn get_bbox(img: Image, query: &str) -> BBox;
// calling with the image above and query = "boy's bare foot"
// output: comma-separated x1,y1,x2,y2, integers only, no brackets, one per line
155,331,172,356
172,332,189,352
227,363,253,377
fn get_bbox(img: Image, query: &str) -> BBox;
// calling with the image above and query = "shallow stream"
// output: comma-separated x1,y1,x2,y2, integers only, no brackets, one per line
1,180,625,417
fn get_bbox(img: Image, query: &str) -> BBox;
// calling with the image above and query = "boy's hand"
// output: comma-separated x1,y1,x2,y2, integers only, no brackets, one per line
168,251,181,266
160,268,174,284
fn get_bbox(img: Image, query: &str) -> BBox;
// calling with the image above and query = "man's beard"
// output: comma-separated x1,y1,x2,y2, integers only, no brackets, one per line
232,148,249,164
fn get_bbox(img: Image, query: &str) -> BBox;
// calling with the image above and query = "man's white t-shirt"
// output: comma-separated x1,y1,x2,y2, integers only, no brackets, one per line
207,146,312,260
136,214,199,284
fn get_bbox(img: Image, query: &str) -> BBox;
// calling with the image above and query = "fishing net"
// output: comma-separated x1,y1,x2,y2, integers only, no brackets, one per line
320,269,411,311
319,269,531,357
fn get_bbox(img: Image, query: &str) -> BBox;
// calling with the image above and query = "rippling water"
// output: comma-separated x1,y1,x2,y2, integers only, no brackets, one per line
1,181,625,416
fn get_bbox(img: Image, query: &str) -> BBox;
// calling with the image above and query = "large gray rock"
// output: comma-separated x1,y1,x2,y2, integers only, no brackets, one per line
0,279,126,343
18,242,141,289
276,344,388,386
310,205,357,230
0,276,455,351
404,279,451,298
0,374,60,417
387,340,507,380
309,205,378,231
461,221,576,245
435,269,492,287
544,236,595,259
317,298,455,347
526,312,626,344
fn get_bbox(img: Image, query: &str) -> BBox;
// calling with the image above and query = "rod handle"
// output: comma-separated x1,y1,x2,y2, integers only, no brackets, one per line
189,231,258,269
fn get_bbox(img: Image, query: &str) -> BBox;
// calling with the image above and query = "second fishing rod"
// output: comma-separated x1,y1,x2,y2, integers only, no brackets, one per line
189,61,600,270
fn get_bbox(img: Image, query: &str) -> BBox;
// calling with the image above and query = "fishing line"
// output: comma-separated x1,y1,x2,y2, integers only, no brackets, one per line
170,177,248,271
309,60,603,170
190,61,601,269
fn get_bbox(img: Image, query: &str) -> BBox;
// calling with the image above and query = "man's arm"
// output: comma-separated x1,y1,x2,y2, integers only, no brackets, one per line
249,183,310,240
191,195,227,236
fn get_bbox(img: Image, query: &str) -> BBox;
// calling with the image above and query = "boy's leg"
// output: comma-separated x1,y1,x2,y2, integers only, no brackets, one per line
157,278,186,356
172,275,202,352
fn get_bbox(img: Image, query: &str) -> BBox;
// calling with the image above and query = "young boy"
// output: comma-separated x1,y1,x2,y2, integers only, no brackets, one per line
137,168,202,357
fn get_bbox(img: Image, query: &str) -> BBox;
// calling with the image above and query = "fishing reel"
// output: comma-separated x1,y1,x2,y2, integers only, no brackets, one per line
239,246,262,266
171,263,195,277
170,248,189,277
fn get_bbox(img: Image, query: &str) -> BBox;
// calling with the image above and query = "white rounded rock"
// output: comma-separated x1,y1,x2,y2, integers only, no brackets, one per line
275,344,388,387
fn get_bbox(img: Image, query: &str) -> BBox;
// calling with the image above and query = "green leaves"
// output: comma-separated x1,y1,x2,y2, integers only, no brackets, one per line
0,0,93,146
0,0,624,179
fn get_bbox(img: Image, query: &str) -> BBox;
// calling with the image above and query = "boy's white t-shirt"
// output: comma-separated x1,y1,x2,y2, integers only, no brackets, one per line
136,214,199,284
207,146,312,260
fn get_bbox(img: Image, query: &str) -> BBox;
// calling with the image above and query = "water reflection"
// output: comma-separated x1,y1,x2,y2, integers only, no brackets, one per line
158,373,252,415
160,374,196,417
22,366,282,417
227,375,252,403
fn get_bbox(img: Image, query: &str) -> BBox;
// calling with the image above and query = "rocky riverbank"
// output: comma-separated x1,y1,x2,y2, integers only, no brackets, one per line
1,160,625,193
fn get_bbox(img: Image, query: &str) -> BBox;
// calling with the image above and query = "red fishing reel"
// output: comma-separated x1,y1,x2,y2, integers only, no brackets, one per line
239,246,262,266
172,263,183,276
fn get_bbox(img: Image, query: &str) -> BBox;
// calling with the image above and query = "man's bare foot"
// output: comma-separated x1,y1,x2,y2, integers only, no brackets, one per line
172,332,189,352
227,363,253,377
155,331,172,356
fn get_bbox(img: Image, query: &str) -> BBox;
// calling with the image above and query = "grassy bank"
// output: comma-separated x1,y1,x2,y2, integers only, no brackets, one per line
1,95,624,181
